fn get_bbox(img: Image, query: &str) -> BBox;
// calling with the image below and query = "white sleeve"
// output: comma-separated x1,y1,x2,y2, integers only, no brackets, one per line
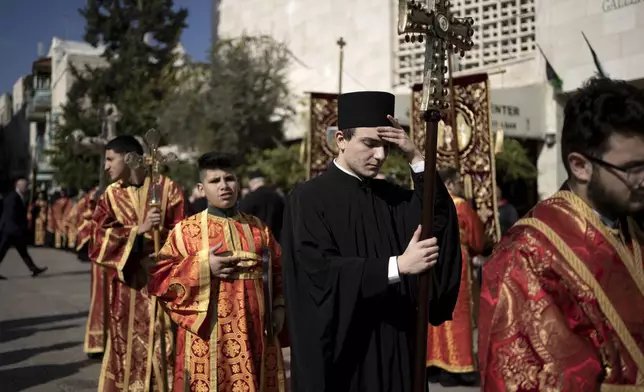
388,256,401,284
410,161,425,173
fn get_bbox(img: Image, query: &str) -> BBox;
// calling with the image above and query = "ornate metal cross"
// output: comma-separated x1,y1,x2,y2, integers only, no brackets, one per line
123,128,178,212
337,37,346,94
397,1,475,391
399,0,474,112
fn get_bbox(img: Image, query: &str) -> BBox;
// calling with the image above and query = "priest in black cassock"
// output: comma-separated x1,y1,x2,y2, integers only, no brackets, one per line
282,91,462,392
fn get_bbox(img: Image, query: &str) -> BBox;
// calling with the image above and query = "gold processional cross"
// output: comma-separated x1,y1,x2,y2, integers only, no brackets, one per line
397,1,475,391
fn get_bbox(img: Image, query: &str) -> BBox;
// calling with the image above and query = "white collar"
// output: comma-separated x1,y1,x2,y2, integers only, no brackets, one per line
333,159,362,182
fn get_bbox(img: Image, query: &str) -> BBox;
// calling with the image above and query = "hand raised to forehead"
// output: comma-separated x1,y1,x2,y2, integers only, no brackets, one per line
377,115,418,158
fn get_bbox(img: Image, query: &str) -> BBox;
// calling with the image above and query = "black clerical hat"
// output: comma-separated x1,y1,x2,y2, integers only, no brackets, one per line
248,170,264,180
338,91,395,130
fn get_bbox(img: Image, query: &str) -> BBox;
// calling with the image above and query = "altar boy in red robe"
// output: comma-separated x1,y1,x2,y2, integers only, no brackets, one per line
479,78,644,391
148,152,287,392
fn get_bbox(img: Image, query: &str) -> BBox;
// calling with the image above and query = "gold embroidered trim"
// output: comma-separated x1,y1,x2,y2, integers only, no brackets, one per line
122,288,137,389
193,211,212,330
116,229,139,283
159,179,171,228
174,221,188,258
517,218,644,377
555,191,644,297
601,384,644,391
203,211,219,389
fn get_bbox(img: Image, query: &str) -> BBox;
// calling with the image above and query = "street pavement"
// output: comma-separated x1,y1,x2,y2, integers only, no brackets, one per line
0,247,477,392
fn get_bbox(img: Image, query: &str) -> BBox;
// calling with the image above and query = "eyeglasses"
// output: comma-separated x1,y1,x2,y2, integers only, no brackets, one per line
584,155,644,187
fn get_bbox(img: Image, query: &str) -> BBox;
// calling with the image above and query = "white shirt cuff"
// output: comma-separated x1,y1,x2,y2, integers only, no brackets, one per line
388,256,401,284
410,161,425,173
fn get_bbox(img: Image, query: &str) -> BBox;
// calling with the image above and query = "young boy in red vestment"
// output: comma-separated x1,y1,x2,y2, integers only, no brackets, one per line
148,152,287,392
479,78,644,390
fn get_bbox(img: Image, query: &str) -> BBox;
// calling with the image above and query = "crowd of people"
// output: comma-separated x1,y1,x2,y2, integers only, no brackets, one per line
0,77,642,392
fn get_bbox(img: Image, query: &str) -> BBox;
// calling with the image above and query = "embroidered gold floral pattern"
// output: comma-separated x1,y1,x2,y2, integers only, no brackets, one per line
192,340,209,358
93,176,184,392
151,212,287,391
479,192,644,390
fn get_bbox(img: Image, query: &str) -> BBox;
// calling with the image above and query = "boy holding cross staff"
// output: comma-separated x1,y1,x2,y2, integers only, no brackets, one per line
90,134,184,392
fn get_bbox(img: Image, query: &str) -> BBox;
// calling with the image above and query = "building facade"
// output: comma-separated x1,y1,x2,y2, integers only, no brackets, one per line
0,93,13,191
0,78,32,190
534,0,644,196
217,0,396,140
218,0,644,199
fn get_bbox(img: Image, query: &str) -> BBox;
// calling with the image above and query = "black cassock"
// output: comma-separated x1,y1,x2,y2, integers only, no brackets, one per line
282,163,462,392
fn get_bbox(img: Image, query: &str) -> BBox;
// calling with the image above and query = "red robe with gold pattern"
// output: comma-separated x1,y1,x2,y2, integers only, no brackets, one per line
48,196,71,248
427,195,485,373
479,190,644,391
28,199,48,246
65,198,84,249
78,188,108,355
148,210,287,392
90,176,184,392
76,188,98,252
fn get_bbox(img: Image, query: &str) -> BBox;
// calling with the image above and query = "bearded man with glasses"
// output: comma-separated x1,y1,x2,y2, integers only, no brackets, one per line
478,77,644,391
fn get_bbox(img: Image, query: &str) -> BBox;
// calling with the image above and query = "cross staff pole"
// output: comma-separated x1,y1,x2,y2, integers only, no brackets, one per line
397,1,474,390
337,37,346,94
124,128,178,392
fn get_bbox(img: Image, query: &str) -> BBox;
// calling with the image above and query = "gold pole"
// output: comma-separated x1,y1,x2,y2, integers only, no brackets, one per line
447,53,460,172
337,37,346,94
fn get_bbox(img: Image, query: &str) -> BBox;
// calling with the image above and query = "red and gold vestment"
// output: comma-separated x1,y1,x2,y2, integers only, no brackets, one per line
90,176,184,392
427,195,485,373
479,190,644,391
148,210,287,392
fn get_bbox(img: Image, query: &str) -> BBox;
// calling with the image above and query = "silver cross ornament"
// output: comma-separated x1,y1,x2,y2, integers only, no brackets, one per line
398,0,475,112
124,128,178,207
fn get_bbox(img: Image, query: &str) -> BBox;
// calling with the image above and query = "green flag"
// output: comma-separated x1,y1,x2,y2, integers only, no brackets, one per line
582,32,608,78
537,44,563,91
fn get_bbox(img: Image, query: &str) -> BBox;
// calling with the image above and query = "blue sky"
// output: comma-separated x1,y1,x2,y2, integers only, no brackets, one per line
0,0,211,94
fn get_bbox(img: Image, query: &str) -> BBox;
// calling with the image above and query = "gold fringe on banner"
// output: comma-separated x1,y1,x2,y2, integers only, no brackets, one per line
464,174,473,200
299,134,307,164
494,126,504,155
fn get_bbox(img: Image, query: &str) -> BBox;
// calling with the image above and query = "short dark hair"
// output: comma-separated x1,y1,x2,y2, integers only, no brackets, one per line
197,152,237,180
341,128,355,140
438,167,460,183
561,77,644,175
105,135,144,155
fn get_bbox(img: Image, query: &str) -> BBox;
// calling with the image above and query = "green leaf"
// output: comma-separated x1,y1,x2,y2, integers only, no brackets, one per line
495,138,538,182
50,0,188,189
158,35,293,156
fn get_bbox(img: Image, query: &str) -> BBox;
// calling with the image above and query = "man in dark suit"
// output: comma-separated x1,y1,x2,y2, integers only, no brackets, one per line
0,177,48,279
238,170,285,241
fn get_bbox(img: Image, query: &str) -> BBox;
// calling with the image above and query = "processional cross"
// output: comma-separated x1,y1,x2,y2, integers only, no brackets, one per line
397,1,474,390
123,128,178,253
122,128,177,392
